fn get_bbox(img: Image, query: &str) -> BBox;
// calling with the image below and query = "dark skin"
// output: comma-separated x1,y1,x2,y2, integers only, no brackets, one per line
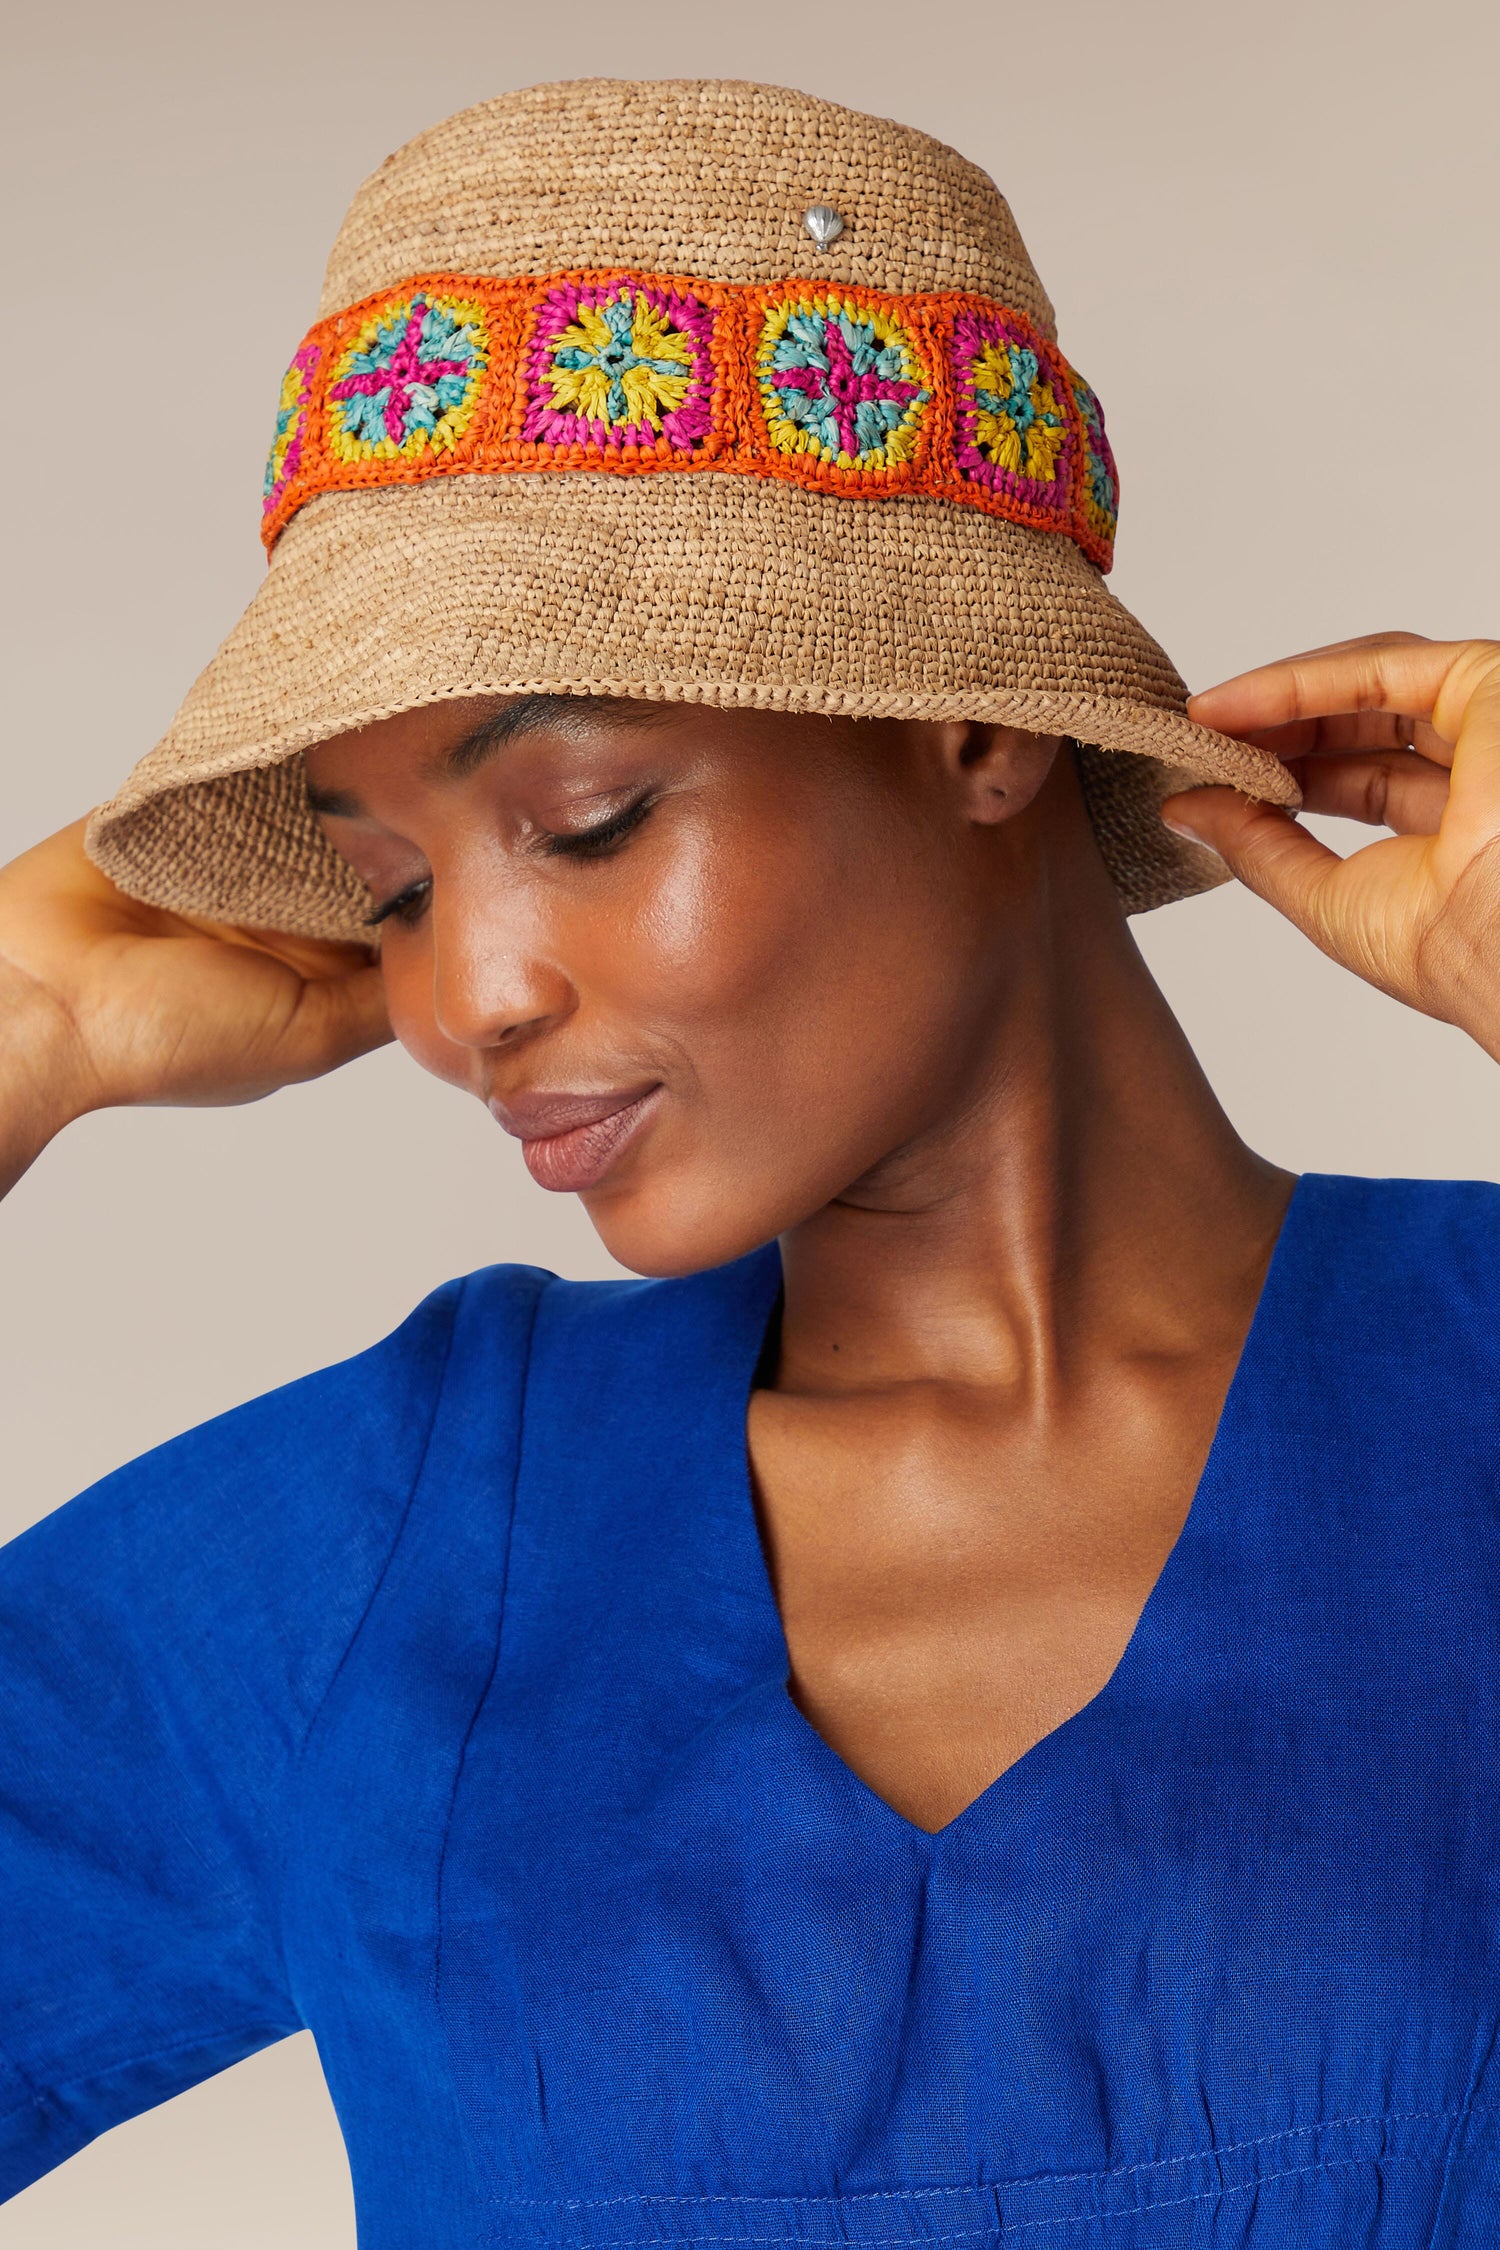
3,634,1497,1830
296,693,1291,1832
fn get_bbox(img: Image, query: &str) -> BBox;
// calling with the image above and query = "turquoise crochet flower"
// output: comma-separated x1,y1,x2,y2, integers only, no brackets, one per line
330,298,486,454
763,303,928,465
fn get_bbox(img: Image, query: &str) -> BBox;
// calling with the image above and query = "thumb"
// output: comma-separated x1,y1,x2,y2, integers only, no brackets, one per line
277,962,393,1083
1160,786,1342,942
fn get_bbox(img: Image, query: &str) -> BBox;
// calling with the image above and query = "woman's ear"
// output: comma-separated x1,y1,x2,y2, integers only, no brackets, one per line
940,723,1064,826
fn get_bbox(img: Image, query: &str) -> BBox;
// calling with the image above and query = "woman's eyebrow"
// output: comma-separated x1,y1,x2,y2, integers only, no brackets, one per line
304,780,364,817
304,695,656,815
435,693,641,781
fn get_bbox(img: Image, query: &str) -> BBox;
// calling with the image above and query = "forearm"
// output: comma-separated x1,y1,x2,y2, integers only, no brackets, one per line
0,970,91,1199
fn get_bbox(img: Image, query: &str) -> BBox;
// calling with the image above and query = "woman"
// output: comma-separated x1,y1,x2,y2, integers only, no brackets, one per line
3,75,1499,2246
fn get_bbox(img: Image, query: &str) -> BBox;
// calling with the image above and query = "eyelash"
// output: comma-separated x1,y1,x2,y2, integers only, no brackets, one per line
361,793,657,928
542,791,655,860
363,881,431,930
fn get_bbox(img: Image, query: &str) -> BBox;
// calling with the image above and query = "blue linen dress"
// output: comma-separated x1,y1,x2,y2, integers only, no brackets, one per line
3,1171,1500,2244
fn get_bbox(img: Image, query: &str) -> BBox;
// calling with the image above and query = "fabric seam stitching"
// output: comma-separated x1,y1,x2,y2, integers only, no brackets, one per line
433,1272,548,2003
483,2101,1491,2209
488,2146,1465,2246
275,1285,466,1999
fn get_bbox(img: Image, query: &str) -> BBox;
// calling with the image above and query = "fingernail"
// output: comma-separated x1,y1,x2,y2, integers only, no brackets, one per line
1161,815,1222,859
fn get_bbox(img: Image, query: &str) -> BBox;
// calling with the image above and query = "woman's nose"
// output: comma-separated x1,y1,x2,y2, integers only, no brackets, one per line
428,892,573,1052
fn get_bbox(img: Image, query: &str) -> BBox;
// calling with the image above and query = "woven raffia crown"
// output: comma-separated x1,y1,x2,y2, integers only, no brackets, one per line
85,79,1297,936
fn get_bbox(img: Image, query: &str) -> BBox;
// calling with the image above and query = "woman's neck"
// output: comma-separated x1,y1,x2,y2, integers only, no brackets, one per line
775,789,1292,1400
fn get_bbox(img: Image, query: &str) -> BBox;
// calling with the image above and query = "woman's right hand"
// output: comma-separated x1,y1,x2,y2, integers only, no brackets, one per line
0,820,390,1196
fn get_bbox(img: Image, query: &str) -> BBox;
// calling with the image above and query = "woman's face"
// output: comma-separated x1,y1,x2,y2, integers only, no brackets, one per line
304,696,1061,1275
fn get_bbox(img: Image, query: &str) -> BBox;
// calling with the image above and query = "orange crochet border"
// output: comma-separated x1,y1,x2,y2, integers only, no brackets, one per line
259,270,1118,572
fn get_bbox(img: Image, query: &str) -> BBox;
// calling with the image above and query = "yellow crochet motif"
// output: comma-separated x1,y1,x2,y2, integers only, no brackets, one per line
541,297,696,432
970,342,1067,483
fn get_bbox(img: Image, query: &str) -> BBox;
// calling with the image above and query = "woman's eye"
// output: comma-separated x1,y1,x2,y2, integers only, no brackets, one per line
359,795,655,921
362,877,432,929
544,793,655,860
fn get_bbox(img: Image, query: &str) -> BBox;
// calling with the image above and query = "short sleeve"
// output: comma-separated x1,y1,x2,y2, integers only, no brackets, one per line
0,1278,467,2198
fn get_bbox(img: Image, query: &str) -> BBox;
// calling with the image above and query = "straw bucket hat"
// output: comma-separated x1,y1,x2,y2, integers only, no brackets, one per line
86,78,1297,940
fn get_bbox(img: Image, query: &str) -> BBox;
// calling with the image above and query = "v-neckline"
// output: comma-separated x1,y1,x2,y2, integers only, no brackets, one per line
727,1174,1308,1847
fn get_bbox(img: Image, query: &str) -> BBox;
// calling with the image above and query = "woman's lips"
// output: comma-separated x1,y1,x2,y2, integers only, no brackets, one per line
488,1086,663,1194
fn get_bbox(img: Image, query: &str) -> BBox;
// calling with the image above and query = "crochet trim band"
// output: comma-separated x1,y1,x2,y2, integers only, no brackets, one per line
260,271,1119,571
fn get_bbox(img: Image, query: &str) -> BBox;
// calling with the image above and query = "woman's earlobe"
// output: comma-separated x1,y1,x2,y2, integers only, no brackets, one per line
955,725,1062,826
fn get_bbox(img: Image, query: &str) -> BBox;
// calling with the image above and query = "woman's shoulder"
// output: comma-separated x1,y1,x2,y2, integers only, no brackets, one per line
1270,1175,1500,1455
0,1263,557,1750
1294,1171,1500,1304
64,1263,547,1538
5,1248,770,1640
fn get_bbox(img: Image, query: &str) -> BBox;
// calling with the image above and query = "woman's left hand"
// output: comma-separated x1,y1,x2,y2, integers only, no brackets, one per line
1160,632,1500,1059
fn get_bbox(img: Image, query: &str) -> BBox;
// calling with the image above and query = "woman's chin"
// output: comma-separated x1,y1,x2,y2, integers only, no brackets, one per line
580,1175,787,1282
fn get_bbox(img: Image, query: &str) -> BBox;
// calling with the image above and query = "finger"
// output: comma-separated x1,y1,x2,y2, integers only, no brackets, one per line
1186,634,1463,744
1432,646,1500,873
279,964,392,1080
1158,787,1345,941
1288,749,1452,835
177,913,377,981
1185,631,1432,723
1203,707,1452,767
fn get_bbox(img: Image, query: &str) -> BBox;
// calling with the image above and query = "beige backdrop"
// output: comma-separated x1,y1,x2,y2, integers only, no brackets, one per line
3,0,1497,2240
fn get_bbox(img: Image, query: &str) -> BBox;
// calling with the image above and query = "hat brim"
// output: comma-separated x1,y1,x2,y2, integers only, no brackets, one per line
87,472,1297,938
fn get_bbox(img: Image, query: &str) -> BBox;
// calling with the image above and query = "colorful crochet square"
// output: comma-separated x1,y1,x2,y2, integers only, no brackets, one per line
327,294,488,463
952,309,1074,525
1072,374,1119,550
523,281,716,451
758,296,930,471
262,343,320,518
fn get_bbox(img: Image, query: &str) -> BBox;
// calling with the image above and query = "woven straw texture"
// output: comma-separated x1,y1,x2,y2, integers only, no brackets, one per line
87,79,1297,938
